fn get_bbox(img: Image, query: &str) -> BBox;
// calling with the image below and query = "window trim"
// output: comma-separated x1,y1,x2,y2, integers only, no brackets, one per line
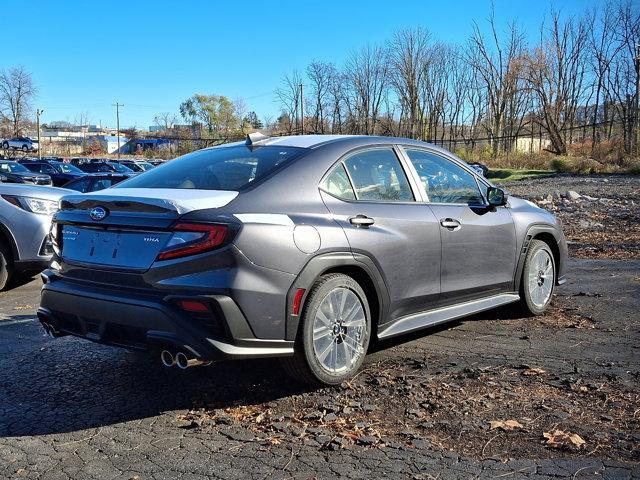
319,162,357,201
319,145,419,204
398,145,491,207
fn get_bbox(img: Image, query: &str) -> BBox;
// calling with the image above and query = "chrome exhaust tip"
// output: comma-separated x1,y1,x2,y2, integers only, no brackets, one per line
175,351,209,369
160,350,175,367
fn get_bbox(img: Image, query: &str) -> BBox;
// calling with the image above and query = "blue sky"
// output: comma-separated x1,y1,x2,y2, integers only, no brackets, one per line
6,0,600,129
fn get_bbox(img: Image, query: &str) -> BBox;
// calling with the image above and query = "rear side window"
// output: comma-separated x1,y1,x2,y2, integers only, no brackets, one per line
67,178,92,193
118,145,307,191
343,148,413,202
404,149,484,205
93,179,116,190
321,164,355,200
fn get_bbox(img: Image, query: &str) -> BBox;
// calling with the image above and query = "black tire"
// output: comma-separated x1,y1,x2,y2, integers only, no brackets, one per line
517,239,556,315
1,142,8,150
22,145,28,152
281,273,371,386
0,243,14,291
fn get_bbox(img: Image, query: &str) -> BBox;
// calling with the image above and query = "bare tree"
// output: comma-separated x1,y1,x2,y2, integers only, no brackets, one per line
345,44,389,135
603,0,640,152
524,11,589,154
466,16,526,156
388,27,432,138
275,71,302,134
0,66,37,136
152,112,178,132
306,61,335,133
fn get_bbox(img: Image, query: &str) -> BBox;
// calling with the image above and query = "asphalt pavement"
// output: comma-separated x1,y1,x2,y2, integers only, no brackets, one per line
0,259,638,479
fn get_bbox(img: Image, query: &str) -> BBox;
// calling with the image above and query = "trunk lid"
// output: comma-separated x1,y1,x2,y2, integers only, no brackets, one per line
55,188,238,270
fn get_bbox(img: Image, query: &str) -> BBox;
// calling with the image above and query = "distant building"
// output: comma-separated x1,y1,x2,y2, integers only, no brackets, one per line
513,137,551,153
97,135,129,154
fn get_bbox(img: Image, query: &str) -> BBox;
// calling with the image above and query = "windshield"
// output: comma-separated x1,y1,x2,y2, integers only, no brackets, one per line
0,162,29,173
56,163,84,174
108,162,134,173
118,145,307,191
138,162,154,171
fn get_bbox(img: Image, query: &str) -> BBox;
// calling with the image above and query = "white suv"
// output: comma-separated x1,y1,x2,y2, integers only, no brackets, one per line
0,183,68,289
2,137,39,152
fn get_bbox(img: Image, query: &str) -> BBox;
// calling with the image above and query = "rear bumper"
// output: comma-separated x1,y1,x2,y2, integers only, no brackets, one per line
38,271,294,361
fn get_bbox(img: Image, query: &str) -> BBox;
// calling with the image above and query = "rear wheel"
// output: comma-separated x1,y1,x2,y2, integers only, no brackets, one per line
518,240,555,315
0,243,14,291
1,141,7,150
281,273,371,385
22,145,28,152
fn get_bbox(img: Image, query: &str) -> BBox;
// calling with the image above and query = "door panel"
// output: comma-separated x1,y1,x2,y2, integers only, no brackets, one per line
428,204,517,303
319,147,441,324
322,192,441,321
401,147,518,304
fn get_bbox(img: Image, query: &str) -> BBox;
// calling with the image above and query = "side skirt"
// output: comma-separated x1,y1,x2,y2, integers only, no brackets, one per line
377,293,520,340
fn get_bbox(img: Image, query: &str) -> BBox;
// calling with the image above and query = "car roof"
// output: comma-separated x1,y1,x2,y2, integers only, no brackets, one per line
215,134,452,153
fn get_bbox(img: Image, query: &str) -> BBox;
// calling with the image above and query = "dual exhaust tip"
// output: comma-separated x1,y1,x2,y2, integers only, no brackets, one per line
160,350,208,370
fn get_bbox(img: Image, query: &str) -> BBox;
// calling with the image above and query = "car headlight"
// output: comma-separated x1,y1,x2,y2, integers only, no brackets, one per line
1,195,59,215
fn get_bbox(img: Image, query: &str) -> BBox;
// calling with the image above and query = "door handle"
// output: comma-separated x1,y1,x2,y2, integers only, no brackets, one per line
440,218,461,230
349,214,375,228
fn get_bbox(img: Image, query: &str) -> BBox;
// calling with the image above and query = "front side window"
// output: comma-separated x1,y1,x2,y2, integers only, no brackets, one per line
343,148,413,202
320,164,355,200
118,145,307,191
404,149,484,205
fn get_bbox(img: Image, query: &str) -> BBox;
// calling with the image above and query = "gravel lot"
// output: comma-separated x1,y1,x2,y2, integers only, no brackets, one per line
0,174,638,479
502,174,640,259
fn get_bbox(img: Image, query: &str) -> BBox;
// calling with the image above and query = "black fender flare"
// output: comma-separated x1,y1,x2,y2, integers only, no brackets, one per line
0,222,18,261
284,251,390,341
514,224,566,291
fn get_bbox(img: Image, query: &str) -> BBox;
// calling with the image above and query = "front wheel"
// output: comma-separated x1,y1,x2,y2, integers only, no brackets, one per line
22,145,28,152
518,239,555,315
0,243,14,291
281,273,371,385
1,142,8,150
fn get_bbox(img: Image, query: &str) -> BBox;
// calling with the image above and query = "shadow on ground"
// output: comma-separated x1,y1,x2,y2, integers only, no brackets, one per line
0,303,535,438
0,323,314,437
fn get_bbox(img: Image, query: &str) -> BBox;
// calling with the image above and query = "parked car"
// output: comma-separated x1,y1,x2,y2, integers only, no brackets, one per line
73,160,135,175
116,159,155,172
39,135,567,385
148,159,166,167
62,173,130,193
0,183,70,289
19,159,87,187
1,137,39,152
0,161,52,185
468,162,489,177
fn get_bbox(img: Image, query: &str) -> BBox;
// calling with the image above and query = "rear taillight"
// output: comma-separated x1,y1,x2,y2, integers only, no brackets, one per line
157,222,227,261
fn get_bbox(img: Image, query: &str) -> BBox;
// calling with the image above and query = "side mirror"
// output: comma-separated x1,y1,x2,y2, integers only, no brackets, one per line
487,186,507,206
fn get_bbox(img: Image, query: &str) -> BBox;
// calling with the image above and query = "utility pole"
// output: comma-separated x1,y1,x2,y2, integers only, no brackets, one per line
299,83,304,135
112,102,124,159
36,109,43,159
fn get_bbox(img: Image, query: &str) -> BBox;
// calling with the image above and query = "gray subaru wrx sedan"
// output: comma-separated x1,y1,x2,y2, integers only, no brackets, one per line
39,135,567,385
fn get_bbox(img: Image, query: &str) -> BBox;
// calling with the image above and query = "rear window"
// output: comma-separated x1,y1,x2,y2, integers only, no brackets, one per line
117,145,307,191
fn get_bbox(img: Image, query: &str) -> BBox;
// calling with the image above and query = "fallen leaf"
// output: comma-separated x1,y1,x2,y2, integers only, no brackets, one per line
543,429,586,449
522,367,546,376
490,419,523,431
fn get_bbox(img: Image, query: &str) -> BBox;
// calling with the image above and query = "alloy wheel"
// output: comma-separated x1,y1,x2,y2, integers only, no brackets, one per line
527,249,554,308
312,287,367,374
